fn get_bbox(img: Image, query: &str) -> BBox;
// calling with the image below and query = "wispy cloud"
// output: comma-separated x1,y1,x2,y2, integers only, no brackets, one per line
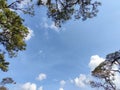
41,18,60,32
36,73,47,81
25,27,34,41
18,0,32,8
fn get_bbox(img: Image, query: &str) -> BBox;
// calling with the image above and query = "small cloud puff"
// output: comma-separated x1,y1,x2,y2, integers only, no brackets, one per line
21,82,37,90
59,87,64,90
41,18,59,32
38,86,43,90
60,80,66,87
36,73,47,81
25,27,34,41
43,22,59,32
59,80,66,90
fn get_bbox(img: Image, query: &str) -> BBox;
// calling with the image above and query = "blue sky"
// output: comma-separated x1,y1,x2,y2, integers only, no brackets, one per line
1,0,120,90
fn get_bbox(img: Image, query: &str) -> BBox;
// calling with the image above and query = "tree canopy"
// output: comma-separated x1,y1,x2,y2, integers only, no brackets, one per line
0,0,29,72
0,0,101,72
0,77,15,90
90,51,120,90
37,0,101,27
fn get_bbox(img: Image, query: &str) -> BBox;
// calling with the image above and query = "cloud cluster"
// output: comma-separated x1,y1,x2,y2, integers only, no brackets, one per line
15,55,106,90
19,82,43,90
36,73,47,81
72,55,120,90
16,73,46,90
21,82,37,90
14,55,120,90
73,74,90,88
71,55,105,88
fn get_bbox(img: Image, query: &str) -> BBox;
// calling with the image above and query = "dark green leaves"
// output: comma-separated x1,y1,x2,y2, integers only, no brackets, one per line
37,0,101,27
0,0,29,72
0,53,9,72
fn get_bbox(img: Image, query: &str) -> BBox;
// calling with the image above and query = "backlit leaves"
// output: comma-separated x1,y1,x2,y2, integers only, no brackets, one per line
37,0,101,27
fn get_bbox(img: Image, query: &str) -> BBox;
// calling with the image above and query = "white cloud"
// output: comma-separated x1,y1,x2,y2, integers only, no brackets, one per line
41,0,48,5
43,22,59,32
114,73,120,89
36,73,47,81
73,74,89,88
60,80,66,87
41,18,59,32
59,80,66,90
70,55,105,89
110,64,120,89
21,82,37,90
49,22,59,31
25,27,34,41
18,0,32,8
14,83,44,90
38,86,43,90
89,55,105,71
59,87,64,90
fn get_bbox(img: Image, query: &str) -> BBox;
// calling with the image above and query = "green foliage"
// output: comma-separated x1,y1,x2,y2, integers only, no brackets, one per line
0,0,29,72
90,51,120,90
37,0,101,27
0,53,9,72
